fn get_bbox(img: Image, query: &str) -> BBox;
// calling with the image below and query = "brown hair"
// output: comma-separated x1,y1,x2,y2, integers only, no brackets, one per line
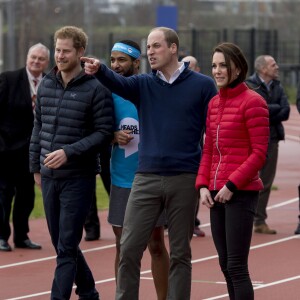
54,26,88,50
150,27,179,53
213,42,248,85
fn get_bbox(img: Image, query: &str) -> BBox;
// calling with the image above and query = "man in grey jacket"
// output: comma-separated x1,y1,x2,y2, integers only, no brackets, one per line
29,26,114,300
246,55,290,234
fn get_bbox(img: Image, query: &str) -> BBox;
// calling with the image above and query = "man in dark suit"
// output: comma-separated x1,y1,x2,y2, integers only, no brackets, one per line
246,55,290,234
0,43,50,251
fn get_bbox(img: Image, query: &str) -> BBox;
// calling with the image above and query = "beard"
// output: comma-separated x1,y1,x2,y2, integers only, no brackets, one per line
122,64,135,77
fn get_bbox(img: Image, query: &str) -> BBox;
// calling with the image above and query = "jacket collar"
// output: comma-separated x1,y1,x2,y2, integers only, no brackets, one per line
219,82,248,98
151,62,191,85
250,72,280,86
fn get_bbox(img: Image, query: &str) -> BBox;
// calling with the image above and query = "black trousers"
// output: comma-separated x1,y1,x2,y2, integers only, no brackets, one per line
254,141,278,225
210,191,258,300
84,146,111,238
0,146,35,243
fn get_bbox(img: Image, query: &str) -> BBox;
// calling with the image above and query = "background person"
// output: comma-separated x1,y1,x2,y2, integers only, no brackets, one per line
181,55,200,72
246,55,290,234
29,26,114,300
0,43,49,251
197,42,269,300
84,146,111,241
82,26,217,299
181,55,205,238
294,81,300,234
108,39,169,300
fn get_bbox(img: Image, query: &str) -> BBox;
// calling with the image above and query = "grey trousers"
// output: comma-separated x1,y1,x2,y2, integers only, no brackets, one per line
254,141,279,226
115,173,198,300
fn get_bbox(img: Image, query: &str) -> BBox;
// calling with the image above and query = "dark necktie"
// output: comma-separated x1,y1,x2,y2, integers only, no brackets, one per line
32,79,38,111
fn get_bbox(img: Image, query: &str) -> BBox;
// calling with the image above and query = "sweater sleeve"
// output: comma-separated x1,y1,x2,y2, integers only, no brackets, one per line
95,64,140,105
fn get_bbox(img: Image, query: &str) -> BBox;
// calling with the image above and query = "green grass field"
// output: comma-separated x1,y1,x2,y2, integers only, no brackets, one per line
31,177,109,219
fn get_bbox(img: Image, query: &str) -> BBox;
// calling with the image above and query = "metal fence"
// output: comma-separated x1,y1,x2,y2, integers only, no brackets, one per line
2,27,299,87
107,28,300,87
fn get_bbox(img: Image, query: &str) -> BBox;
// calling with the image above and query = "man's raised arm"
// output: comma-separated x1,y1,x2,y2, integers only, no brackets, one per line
81,57,101,75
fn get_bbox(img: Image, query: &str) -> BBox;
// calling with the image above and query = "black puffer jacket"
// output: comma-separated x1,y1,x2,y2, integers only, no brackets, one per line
29,67,114,178
246,73,290,141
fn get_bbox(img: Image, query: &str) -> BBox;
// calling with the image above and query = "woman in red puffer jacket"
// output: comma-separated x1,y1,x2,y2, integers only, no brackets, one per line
196,42,269,300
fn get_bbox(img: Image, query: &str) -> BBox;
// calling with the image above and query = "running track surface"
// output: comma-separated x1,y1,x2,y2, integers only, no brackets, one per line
0,105,299,300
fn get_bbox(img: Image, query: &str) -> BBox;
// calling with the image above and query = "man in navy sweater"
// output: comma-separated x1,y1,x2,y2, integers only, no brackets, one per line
82,27,217,300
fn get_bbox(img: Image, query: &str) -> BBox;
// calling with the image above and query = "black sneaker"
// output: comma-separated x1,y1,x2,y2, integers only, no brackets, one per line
84,235,100,241
294,223,300,234
0,239,12,251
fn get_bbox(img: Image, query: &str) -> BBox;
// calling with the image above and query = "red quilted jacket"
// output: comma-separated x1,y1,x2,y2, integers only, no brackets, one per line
195,82,269,191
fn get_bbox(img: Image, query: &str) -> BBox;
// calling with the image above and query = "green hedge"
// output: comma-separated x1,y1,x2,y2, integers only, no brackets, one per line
285,85,297,104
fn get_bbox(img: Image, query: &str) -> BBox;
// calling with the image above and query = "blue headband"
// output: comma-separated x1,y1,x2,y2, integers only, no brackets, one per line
111,42,141,59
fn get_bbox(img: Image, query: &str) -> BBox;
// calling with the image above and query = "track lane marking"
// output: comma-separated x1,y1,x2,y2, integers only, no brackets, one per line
2,197,299,299
4,235,299,300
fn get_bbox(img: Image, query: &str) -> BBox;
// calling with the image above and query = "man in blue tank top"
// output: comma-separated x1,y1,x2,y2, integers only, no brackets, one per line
108,40,169,299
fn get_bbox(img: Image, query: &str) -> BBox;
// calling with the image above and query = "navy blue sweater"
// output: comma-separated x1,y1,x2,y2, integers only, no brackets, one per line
96,63,217,174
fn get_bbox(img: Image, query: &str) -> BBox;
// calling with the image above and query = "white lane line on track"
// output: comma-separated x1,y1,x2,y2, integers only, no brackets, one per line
2,197,299,299
203,275,300,300
1,198,298,270
285,125,300,131
191,235,299,265
4,277,119,300
286,134,300,142
5,234,300,300
0,244,115,269
197,197,299,229
267,197,298,209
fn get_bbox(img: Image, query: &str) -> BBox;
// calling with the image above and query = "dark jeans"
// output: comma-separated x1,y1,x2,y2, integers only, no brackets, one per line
210,191,258,300
254,141,278,225
0,147,35,243
41,176,99,300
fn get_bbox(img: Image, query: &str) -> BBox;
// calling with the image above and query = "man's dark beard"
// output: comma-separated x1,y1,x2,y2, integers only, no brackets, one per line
123,64,135,77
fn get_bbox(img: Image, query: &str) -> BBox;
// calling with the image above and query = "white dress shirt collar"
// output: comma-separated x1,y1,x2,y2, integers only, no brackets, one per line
157,62,185,84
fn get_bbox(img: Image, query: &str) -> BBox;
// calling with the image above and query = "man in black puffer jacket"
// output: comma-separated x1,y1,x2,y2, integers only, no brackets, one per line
29,26,114,300
246,55,290,235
